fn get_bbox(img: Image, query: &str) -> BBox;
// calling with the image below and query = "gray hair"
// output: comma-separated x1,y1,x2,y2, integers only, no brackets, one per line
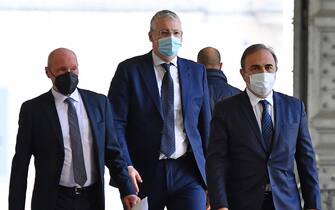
150,10,180,31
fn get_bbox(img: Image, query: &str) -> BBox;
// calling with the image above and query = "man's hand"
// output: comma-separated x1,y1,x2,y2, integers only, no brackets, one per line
123,194,141,210
128,166,143,193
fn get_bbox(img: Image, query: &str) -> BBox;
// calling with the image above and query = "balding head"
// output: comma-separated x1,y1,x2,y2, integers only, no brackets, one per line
47,48,77,69
45,47,79,85
197,47,222,70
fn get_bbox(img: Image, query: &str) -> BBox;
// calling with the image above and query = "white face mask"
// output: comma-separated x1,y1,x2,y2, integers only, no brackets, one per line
249,72,275,97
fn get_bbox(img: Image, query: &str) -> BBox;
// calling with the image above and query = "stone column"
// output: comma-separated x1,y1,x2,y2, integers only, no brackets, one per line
306,1,335,209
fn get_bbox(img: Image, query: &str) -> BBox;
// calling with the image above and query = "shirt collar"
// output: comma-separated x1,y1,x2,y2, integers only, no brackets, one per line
152,51,178,67
246,88,273,107
51,88,80,103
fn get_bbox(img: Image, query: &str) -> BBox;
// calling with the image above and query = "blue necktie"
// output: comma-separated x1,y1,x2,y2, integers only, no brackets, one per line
65,97,87,186
260,100,273,151
160,63,175,157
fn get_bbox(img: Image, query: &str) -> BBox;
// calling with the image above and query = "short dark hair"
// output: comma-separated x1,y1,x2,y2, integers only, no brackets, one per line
240,44,278,69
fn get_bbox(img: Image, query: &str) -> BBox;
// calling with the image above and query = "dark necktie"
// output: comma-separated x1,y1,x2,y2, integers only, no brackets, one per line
260,100,273,151
64,97,87,186
160,63,175,157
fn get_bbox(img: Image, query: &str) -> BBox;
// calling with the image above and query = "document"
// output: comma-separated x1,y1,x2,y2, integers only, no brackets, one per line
132,196,148,210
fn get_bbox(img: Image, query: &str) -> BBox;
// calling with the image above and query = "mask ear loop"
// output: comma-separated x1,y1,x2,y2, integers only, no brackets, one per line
49,70,57,78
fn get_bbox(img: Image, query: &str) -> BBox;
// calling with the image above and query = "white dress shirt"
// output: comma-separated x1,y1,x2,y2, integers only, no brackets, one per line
152,52,188,159
52,88,97,187
246,88,275,132
246,88,274,191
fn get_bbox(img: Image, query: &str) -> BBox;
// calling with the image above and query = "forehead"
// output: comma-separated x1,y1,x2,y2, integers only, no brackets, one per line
50,50,77,67
244,49,275,66
153,17,182,30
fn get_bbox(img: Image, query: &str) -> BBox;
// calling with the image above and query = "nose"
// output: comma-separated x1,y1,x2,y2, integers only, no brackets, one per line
260,66,267,73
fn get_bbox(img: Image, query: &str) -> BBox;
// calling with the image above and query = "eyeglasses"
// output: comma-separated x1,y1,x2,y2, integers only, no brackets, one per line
157,29,183,38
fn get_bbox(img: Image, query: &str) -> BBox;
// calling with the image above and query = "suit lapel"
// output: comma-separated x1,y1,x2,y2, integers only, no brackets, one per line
177,58,191,116
76,89,103,176
271,92,282,152
138,52,163,118
43,90,64,150
239,92,267,155
79,89,99,145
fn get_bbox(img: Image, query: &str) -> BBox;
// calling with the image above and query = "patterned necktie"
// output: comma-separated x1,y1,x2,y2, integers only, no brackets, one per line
160,63,175,157
260,100,273,151
64,97,87,186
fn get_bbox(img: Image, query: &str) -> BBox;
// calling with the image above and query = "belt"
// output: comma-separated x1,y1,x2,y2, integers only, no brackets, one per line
160,151,193,161
58,184,97,196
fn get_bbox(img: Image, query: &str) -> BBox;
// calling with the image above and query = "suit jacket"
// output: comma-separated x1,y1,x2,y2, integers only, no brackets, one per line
108,51,211,195
206,68,241,112
9,89,135,210
206,91,321,210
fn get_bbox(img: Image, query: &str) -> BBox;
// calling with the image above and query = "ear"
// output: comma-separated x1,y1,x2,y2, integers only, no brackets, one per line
239,68,244,76
219,63,223,70
45,67,53,79
240,68,248,83
148,31,153,42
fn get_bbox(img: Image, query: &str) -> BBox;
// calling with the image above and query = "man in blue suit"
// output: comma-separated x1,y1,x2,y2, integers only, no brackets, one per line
206,44,321,210
108,10,211,210
9,48,139,210
197,46,241,112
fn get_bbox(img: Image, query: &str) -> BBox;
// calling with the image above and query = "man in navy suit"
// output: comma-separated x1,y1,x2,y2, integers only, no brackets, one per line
197,46,241,112
206,44,321,210
9,48,140,210
108,10,211,210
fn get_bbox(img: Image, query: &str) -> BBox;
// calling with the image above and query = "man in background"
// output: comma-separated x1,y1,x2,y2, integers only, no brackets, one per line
197,47,240,112
9,48,139,210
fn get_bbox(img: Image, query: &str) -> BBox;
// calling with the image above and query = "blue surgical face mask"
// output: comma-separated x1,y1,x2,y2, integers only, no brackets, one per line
158,36,182,57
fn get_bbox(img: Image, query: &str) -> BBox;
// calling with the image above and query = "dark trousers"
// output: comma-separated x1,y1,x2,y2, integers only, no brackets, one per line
262,191,275,210
54,184,100,210
145,155,206,210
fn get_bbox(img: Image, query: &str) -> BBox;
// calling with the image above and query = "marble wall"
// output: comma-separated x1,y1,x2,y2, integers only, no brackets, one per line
296,0,335,208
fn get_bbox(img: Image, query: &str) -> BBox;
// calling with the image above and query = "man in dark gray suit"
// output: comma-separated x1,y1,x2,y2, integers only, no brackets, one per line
9,48,140,210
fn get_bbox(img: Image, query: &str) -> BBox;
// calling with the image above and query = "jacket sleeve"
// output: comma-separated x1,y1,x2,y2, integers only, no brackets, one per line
206,101,230,209
104,96,135,197
198,65,212,155
107,63,133,166
9,102,33,210
295,101,321,209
